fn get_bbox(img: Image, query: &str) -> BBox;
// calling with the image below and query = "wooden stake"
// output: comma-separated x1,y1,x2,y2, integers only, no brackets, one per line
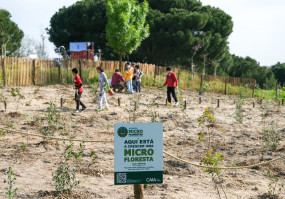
275,82,278,101
4,101,7,112
217,99,220,108
199,74,203,95
58,64,61,83
1,58,6,86
199,97,202,104
166,98,168,106
278,100,281,106
118,98,121,106
253,100,255,108
224,78,228,95
282,99,284,106
184,100,187,109
32,59,36,85
61,98,64,108
134,184,144,199
252,80,256,98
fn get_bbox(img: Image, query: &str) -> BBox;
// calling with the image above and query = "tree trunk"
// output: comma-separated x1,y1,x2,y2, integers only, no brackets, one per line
276,82,278,101
203,54,206,75
214,65,217,77
1,57,6,86
191,56,195,81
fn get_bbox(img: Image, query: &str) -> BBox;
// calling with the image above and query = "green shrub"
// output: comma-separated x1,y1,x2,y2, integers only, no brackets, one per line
52,142,81,194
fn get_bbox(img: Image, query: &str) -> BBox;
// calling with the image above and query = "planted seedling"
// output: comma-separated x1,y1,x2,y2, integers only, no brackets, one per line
262,121,279,151
197,108,215,149
52,142,81,194
0,130,6,136
20,142,27,152
3,166,18,199
202,149,227,199
266,170,284,197
8,122,13,128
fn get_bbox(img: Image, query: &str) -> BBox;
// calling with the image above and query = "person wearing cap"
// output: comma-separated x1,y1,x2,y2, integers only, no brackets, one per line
124,61,134,93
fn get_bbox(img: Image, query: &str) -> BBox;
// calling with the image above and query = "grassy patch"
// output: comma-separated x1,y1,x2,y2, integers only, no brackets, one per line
255,89,285,101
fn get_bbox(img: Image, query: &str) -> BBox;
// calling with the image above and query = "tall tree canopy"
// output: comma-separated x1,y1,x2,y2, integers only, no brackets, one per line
47,0,232,70
106,0,149,68
271,62,285,85
131,0,233,70
0,9,24,56
46,0,117,59
218,54,276,89
47,0,280,88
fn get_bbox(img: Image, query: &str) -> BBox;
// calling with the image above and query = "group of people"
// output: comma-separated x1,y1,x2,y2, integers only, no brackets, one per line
71,62,179,112
110,61,144,94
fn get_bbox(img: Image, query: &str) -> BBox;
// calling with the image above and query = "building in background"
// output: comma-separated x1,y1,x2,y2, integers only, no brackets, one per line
69,42,94,60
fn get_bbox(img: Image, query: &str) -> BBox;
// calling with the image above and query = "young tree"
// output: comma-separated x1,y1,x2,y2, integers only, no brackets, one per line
0,9,24,56
106,0,150,69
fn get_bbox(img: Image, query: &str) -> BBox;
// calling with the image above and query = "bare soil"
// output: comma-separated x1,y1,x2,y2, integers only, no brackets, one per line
0,85,284,199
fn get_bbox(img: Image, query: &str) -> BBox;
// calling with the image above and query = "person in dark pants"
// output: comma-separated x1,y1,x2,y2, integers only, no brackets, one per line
132,63,137,91
72,68,87,113
134,65,143,93
163,66,179,106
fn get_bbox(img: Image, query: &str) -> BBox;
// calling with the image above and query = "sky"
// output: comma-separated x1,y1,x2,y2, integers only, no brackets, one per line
0,0,284,66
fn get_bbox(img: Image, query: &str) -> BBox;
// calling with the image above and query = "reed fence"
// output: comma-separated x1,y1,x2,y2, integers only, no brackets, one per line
0,57,256,97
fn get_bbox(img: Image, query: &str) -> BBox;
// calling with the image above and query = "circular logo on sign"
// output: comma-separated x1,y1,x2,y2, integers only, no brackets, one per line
117,127,128,137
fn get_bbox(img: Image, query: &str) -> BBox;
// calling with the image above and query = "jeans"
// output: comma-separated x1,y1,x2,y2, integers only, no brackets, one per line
167,87,178,103
75,92,86,110
136,81,141,93
98,88,109,109
126,80,133,93
112,84,125,93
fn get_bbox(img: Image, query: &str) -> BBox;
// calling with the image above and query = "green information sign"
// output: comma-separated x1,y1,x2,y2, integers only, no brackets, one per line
114,123,163,185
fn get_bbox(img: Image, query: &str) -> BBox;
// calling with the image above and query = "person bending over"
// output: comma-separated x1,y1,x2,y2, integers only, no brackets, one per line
111,69,125,93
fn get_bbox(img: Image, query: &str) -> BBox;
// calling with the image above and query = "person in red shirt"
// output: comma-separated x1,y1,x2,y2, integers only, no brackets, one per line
163,66,179,106
111,69,125,92
72,68,87,112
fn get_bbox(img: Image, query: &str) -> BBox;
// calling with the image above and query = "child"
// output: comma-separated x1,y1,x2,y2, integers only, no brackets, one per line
163,66,179,106
124,61,134,93
72,68,87,112
96,66,109,111
134,65,144,93
132,63,137,91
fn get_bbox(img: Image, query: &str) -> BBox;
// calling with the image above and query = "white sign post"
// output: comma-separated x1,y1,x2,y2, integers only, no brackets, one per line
114,123,163,185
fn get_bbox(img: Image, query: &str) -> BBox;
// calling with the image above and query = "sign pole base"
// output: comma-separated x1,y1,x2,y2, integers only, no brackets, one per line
134,184,144,199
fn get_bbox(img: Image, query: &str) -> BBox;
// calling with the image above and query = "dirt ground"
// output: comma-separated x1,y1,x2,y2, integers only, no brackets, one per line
0,85,284,199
